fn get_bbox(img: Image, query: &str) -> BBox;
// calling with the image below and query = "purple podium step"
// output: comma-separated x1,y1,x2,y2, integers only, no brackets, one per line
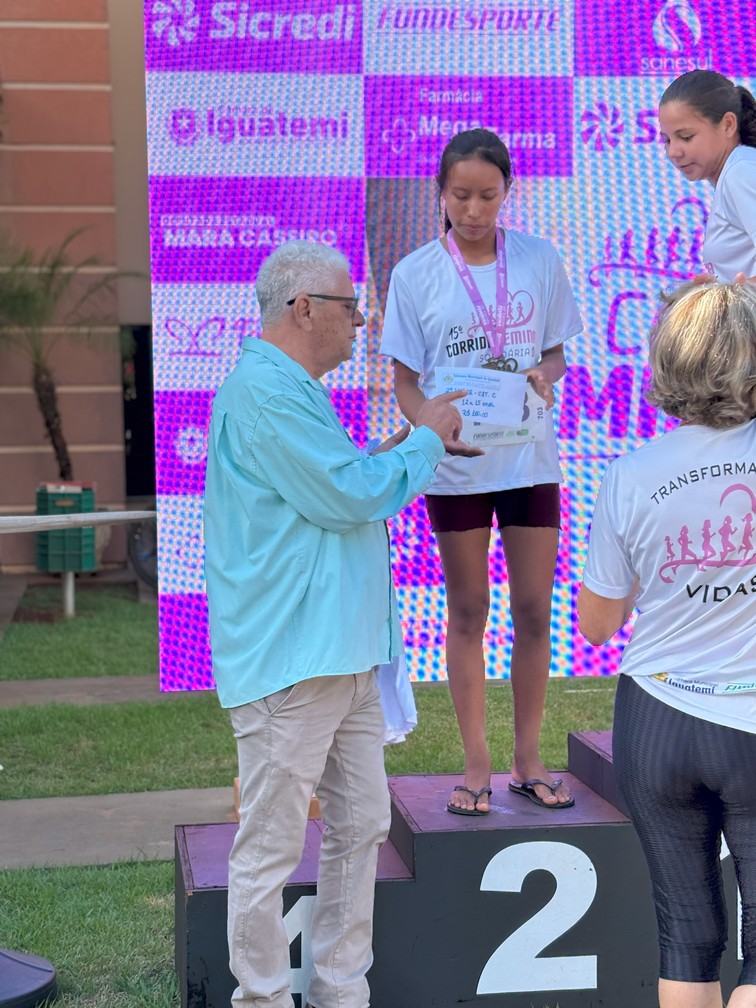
176,772,652,1008
567,729,628,816
175,771,742,1008
175,820,411,1008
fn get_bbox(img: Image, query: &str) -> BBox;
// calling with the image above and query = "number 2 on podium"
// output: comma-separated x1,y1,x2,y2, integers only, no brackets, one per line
477,841,598,994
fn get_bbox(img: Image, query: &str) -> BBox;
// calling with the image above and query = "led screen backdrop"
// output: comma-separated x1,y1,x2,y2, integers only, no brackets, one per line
144,0,755,691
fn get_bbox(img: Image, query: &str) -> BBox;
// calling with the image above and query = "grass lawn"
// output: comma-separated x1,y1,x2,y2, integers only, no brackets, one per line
0,583,158,680
0,678,616,801
1,679,616,1008
0,861,177,1008
0,583,618,1007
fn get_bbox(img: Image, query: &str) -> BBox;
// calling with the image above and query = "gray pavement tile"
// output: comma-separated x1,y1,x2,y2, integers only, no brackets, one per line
0,675,199,709
0,788,236,868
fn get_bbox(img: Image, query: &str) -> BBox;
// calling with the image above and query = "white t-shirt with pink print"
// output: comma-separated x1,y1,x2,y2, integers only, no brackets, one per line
583,420,756,732
380,230,582,495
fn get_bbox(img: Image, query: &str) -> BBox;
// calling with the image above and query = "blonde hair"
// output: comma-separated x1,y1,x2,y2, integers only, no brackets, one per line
647,281,756,429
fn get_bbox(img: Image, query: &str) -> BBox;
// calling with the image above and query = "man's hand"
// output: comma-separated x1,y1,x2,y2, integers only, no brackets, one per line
416,390,484,458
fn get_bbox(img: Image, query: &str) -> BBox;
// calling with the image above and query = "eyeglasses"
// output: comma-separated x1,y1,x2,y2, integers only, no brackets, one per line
286,293,361,316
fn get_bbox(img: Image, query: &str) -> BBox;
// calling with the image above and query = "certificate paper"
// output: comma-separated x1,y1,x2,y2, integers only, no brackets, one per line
435,366,527,428
461,385,548,445
434,366,549,445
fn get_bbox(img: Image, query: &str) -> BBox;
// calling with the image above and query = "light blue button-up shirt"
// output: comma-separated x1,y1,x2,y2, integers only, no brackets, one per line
204,337,445,709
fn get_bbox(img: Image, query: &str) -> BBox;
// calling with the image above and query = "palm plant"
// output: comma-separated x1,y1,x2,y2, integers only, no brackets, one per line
0,230,131,480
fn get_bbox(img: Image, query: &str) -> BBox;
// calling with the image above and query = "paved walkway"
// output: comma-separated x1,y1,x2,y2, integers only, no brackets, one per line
0,788,235,869
0,573,237,871
0,674,194,709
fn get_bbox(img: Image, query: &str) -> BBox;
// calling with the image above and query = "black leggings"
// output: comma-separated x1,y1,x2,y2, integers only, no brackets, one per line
613,674,756,986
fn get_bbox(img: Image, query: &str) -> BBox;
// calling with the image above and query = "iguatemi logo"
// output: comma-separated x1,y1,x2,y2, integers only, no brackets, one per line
168,107,349,146
170,109,199,145
151,0,200,46
657,483,756,585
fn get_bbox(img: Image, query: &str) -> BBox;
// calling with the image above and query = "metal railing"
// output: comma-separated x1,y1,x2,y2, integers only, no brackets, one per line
0,511,157,617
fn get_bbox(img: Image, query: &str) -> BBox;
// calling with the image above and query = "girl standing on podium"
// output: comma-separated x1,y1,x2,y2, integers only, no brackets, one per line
659,69,756,281
380,128,582,815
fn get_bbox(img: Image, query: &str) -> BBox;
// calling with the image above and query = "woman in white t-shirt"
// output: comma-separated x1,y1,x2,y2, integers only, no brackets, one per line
380,129,582,815
659,69,756,281
579,281,756,1008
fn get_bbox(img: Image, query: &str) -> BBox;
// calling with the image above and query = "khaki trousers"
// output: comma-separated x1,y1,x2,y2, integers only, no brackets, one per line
228,670,391,1008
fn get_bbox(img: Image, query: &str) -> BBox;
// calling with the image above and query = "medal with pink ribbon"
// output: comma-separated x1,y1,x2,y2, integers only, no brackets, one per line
446,227,509,367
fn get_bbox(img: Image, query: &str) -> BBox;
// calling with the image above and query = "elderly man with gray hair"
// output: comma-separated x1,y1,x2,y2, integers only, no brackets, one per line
204,240,471,1008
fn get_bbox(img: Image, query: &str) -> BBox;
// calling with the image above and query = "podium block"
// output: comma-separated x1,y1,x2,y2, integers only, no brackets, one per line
175,741,744,1007
175,820,411,1008
368,773,657,1008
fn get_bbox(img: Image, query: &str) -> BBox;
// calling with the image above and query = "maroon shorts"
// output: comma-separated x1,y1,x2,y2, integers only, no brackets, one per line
425,484,561,533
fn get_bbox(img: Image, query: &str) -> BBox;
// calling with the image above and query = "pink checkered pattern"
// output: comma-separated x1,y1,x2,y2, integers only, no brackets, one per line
144,0,754,689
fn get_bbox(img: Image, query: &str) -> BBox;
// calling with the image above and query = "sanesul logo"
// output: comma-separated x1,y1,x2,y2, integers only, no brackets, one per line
145,0,362,73
580,104,624,152
652,0,701,54
574,0,715,76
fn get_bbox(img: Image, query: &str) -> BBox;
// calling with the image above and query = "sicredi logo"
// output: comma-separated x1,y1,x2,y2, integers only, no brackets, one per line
168,107,349,146
580,104,624,152
151,1,356,44
210,2,355,40
152,0,200,46
579,105,675,152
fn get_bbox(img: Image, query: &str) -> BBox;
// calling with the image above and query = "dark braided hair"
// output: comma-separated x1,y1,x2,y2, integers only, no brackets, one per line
661,69,756,147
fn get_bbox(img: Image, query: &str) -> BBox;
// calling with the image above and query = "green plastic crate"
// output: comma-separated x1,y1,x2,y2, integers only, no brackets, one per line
35,483,97,573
